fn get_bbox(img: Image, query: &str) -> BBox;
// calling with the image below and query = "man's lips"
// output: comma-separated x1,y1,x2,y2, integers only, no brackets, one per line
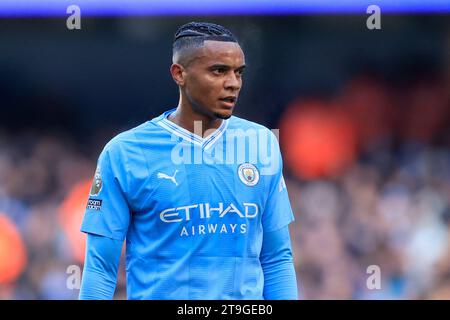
218,97,237,109
219,96,237,103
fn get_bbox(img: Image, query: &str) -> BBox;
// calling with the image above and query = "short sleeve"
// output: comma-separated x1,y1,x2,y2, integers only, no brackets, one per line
81,143,131,241
262,133,295,233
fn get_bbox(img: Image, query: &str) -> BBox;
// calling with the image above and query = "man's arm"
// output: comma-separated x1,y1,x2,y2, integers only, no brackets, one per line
260,225,298,300
79,233,123,300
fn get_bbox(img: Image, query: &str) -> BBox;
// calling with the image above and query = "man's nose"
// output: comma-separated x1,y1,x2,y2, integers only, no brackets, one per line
224,72,241,91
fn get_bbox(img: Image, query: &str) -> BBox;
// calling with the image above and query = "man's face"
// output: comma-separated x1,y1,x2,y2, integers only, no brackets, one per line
182,40,245,120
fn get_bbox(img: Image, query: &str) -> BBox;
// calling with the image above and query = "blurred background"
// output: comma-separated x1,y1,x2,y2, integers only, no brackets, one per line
0,1,449,299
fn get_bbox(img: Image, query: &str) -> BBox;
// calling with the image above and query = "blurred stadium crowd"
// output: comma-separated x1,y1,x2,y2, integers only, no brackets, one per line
283,74,450,299
0,69,448,299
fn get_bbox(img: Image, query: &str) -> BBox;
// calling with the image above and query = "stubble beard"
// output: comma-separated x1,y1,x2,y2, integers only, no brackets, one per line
214,111,232,120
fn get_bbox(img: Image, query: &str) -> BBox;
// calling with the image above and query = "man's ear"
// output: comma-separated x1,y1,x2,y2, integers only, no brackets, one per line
170,63,186,86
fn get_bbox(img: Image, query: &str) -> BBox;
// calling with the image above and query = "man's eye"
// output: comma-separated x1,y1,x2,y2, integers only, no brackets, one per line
236,69,244,76
212,68,226,74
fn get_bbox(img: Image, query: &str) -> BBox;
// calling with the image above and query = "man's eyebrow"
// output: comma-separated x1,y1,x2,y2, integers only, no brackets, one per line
209,64,231,69
209,64,246,70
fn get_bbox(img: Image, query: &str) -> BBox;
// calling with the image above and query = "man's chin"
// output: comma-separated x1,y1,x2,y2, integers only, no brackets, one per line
214,112,232,120
214,109,233,120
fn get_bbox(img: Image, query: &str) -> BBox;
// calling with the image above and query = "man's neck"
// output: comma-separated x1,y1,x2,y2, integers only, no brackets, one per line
167,105,223,138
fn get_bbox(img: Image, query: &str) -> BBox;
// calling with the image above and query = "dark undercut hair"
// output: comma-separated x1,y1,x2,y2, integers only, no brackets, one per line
172,22,238,66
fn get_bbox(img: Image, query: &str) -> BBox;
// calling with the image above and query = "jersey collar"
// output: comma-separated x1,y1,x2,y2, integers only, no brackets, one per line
157,108,228,150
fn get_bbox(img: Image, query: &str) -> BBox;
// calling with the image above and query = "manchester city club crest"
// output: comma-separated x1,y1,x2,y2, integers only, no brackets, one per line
90,167,103,196
238,163,260,186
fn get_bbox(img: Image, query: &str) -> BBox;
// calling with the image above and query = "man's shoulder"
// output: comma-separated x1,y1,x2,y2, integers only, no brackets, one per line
229,115,272,133
228,115,278,143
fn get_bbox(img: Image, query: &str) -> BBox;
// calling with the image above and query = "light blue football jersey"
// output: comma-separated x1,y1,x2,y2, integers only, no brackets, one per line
81,108,294,300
